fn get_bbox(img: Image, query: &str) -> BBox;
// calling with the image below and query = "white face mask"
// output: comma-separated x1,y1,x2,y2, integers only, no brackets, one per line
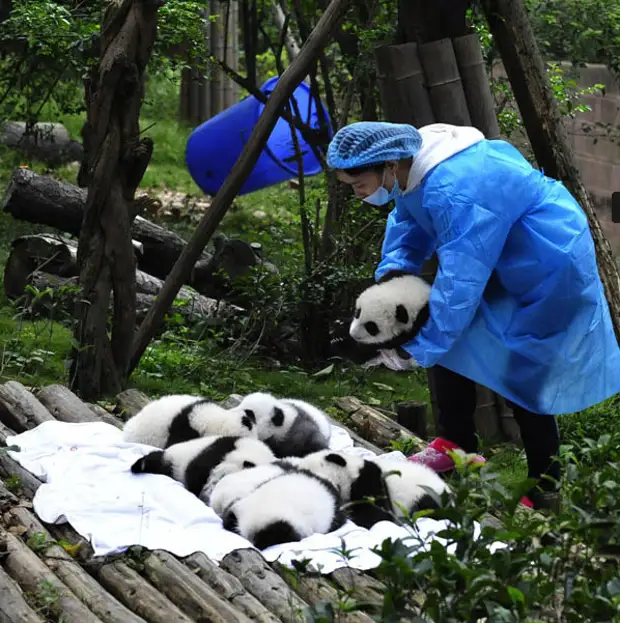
363,170,400,206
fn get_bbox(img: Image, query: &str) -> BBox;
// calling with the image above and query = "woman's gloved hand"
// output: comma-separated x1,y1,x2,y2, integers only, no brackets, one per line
361,348,419,371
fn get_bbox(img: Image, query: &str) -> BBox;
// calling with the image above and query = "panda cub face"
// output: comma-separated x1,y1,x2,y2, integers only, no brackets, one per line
297,450,366,500
349,273,431,349
236,392,295,440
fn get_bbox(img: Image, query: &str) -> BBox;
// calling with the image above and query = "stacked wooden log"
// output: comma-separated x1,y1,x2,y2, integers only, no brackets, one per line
3,234,242,330
0,382,401,622
1,168,279,316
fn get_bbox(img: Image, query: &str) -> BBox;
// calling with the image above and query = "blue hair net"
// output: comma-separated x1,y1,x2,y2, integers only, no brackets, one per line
326,121,423,170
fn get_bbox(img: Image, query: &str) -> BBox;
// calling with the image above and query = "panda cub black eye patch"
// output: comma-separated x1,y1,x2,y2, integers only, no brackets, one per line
395,304,409,324
354,307,361,319
325,453,347,466
271,407,285,426
243,461,255,468
244,409,256,423
364,321,379,336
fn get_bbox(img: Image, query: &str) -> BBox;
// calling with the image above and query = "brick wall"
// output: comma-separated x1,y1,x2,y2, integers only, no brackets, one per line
491,62,620,262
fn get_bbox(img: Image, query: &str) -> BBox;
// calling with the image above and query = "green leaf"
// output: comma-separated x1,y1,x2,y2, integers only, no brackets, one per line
312,364,334,378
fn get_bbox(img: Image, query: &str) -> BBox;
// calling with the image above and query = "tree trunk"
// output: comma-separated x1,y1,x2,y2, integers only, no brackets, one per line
129,0,352,374
71,0,162,400
481,0,620,345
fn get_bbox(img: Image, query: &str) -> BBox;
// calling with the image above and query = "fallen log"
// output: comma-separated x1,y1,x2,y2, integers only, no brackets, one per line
142,550,255,623
114,388,150,421
0,565,45,623
86,403,123,429
0,121,84,167
183,552,284,623
330,567,386,607
1,168,278,300
35,384,102,424
334,396,427,452
3,233,241,322
95,560,194,623
5,507,147,623
9,270,238,331
219,549,311,623
0,381,55,433
0,525,105,623
272,562,375,623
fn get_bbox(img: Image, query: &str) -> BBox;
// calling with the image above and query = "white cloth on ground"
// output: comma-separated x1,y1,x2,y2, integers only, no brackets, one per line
6,420,503,573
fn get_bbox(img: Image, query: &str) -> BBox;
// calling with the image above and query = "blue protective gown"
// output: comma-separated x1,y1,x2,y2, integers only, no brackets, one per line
376,137,620,415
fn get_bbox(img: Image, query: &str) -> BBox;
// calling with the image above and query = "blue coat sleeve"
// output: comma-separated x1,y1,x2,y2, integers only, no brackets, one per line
375,201,434,281
404,194,514,367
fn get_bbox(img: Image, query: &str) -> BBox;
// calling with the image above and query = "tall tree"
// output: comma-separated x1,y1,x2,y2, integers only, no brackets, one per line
71,0,162,400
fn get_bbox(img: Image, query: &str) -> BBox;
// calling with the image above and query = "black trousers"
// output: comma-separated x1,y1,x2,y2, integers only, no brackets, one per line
431,365,561,492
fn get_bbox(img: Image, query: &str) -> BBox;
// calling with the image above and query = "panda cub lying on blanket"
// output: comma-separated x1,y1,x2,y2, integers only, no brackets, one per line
123,391,332,459
127,391,446,549
206,449,449,548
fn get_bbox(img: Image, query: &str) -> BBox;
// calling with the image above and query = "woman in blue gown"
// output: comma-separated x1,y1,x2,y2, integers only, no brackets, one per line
327,121,620,510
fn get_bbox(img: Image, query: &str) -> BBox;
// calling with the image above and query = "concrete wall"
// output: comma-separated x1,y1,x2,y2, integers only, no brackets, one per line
491,62,620,261
564,63,620,259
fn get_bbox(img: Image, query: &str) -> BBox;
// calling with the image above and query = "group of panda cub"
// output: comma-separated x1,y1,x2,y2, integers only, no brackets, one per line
123,385,449,551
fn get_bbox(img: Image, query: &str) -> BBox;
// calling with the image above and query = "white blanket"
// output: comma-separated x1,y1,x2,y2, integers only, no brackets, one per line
6,420,501,573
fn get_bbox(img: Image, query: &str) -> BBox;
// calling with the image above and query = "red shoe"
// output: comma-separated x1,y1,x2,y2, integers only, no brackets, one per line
407,437,487,473
520,496,534,508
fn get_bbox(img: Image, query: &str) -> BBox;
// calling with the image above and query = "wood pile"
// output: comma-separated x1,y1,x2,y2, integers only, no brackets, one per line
3,234,241,330
1,168,278,310
0,381,411,622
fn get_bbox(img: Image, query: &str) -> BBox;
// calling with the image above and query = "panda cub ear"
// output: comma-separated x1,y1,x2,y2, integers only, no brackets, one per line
395,304,409,324
271,407,285,427
325,452,347,467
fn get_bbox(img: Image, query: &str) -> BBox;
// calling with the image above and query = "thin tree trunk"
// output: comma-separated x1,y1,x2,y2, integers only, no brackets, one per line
129,0,351,373
481,0,620,345
71,0,161,400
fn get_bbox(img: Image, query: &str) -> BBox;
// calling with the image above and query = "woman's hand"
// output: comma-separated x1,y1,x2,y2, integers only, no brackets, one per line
361,349,419,371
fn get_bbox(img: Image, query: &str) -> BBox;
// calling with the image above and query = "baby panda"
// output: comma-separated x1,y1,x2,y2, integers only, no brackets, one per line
223,468,346,550
347,271,431,361
236,392,331,458
130,435,275,501
207,459,299,520
122,394,257,449
297,450,393,529
298,450,447,529
379,458,449,519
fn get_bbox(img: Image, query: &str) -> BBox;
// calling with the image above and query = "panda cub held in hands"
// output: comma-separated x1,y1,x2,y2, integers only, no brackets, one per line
130,435,275,501
344,272,431,363
298,450,448,529
223,468,346,550
236,392,331,458
122,394,257,449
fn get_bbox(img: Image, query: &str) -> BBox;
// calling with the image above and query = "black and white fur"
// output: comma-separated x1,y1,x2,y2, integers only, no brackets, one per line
347,271,431,361
297,450,393,528
236,392,331,458
122,394,257,449
379,459,449,520
130,435,275,501
223,468,346,549
298,450,447,528
207,459,299,520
